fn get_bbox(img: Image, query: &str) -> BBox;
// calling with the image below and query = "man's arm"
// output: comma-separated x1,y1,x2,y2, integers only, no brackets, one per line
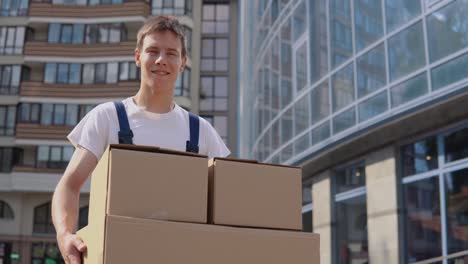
52,146,98,264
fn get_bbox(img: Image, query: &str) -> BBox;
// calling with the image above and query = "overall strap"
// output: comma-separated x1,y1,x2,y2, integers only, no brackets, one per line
113,101,134,144
186,112,200,153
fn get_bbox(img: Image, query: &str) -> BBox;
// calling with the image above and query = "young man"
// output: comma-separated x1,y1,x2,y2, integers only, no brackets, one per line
52,16,230,264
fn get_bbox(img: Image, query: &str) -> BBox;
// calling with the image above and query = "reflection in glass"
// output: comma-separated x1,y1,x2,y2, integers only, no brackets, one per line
385,0,421,32
295,41,308,92
388,22,426,81
444,126,468,163
295,132,310,155
404,177,442,262
281,143,293,163
335,163,365,193
48,24,60,43
335,195,369,264
311,80,329,124
332,63,354,112
427,0,468,62
357,44,386,98
431,52,468,90
401,136,438,177
292,0,306,42
445,169,468,255
281,79,292,108
309,0,328,84
391,73,427,108
281,108,293,144
354,0,383,51
272,121,280,150
330,0,352,68
333,107,355,134
312,121,330,145
294,95,310,136
358,91,387,122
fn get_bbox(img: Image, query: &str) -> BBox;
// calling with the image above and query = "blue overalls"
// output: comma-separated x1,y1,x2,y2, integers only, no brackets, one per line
113,101,200,153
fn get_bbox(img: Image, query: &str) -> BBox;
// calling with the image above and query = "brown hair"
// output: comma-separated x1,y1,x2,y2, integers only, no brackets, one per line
136,16,187,57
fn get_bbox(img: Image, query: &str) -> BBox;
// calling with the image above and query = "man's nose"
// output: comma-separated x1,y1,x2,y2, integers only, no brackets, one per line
155,52,168,65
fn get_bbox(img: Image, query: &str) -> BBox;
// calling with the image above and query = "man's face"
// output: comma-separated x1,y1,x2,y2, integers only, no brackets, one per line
135,30,187,93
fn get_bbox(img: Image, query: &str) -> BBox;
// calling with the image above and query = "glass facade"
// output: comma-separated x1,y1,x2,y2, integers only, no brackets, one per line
401,124,468,263
240,0,468,164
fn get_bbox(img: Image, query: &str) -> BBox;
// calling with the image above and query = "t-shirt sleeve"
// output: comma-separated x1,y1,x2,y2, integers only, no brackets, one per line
67,104,110,161
203,120,231,158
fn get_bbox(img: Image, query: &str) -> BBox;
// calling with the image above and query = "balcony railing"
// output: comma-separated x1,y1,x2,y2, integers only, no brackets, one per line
29,1,149,18
23,41,135,57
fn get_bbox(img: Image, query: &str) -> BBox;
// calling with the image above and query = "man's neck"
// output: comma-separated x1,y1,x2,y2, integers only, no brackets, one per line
133,86,174,114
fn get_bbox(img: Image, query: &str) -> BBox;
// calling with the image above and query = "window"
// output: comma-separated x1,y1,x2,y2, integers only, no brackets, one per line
330,0,352,68
388,22,426,81
333,163,368,264
385,0,421,33
37,145,73,169
152,0,191,16
309,0,328,84
0,0,28,16
333,107,355,134
310,80,330,124
294,94,310,136
174,67,190,96
200,76,228,111
431,52,468,91
201,38,229,72
0,200,14,219
0,105,16,136
354,0,383,52
19,103,40,123
358,91,388,122
45,62,133,84
294,40,308,92
44,63,82,84
31,242,64,264
0,65,21,95
39,104,79,126
33,202,55,233
356,44,386,98
427,0,468,63
202,3,229,34
0,26,25,54
118,62,140,81
48,23,84,44
302,183,313,232
79,104,95,120
292,0,306,42
390,73,428,108
401,125,468,263
84,23,124,44
0,148,17,173
332,63,354,112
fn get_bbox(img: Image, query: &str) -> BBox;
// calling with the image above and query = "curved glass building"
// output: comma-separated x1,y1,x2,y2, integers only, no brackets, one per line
239,0,468,263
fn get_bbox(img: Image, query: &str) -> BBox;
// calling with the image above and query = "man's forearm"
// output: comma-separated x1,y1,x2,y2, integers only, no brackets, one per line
52,180,80,236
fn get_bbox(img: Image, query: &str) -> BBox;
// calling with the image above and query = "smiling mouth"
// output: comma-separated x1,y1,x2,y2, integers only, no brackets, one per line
151,70,170,75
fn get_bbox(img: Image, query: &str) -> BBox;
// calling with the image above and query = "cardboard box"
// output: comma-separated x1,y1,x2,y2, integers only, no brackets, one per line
78,215,319,264
85,144,209,224
208,158,302,230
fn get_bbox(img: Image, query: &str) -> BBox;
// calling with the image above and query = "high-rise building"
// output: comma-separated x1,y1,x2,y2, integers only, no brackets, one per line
238,0,468,263
0,0,238,263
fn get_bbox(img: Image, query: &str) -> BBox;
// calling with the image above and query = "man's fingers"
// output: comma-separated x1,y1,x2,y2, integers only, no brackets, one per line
72,237,87,252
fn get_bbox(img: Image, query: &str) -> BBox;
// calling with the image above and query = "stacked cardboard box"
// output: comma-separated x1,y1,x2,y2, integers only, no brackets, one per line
77,144,319,264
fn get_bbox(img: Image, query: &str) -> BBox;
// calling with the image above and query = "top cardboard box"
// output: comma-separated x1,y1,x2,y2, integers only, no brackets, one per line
86,144,209,225
209,158,302,230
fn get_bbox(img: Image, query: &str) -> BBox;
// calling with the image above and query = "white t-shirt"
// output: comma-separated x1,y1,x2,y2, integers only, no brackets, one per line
68,97,230,160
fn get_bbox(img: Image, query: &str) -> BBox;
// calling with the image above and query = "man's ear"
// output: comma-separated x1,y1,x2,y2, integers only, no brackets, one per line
135,48,141,67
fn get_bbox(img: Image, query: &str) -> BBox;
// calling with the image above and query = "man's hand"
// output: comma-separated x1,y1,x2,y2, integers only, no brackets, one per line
57,232,87,264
